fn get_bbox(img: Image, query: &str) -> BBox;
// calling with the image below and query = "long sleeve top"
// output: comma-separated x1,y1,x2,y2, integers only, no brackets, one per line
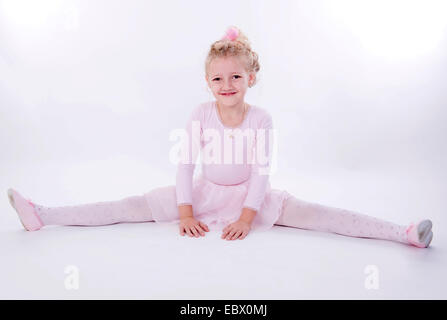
175,101,274,212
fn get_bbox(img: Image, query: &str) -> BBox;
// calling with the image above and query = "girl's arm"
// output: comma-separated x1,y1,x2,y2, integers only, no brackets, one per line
241,112,274,215
178,204,194,219
239,207,257,224
176,105,203,214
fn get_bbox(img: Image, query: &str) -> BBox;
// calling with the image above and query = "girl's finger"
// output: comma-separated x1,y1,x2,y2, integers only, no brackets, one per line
190,226,200,237
179,226,185,236
221,227,230,239
239,230,248,240
232,230,242,240
194,224,206,236
185,227,194,237
199,221,209,232
226,229,237,240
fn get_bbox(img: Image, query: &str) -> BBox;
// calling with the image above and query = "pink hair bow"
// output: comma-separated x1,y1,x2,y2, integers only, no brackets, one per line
221,27,238,41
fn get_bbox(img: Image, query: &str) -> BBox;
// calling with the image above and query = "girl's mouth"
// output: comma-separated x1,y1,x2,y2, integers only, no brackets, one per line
221,92,236,96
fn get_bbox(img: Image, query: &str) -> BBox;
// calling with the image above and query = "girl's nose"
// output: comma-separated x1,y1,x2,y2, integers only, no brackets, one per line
222,81,234,90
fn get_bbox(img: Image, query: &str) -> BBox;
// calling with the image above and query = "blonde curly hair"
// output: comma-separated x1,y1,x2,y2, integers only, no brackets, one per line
205,26,260,88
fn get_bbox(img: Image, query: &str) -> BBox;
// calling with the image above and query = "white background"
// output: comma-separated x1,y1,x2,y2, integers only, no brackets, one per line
1,0,446,299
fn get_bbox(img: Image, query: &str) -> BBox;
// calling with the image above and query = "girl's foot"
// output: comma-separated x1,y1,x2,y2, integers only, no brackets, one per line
7,188,44,231
406,219,433,248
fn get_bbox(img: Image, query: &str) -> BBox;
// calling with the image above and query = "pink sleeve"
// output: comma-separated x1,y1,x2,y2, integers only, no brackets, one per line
242,112,274,212
175,105,203,206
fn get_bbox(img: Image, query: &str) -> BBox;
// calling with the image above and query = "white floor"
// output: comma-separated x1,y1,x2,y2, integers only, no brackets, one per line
1,159,446,299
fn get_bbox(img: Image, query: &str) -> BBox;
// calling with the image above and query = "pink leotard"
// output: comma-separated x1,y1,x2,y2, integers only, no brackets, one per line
175,100,273,212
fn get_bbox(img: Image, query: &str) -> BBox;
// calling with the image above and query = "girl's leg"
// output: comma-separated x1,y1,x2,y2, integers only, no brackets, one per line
275,194,433,247
8,188,153,229
35,195,153,226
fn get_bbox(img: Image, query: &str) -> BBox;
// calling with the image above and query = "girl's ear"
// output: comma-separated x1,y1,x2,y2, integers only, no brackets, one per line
248,72,255,87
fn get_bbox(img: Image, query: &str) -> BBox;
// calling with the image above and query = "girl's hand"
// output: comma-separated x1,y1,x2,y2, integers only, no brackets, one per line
179,217,209,237
221,220,251,240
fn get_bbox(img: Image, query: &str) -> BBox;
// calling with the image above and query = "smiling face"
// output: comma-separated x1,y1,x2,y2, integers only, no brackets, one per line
205,56,255,108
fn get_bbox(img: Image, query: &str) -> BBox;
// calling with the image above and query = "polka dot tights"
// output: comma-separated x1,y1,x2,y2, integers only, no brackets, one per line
275,195,409,244
34,195,154,226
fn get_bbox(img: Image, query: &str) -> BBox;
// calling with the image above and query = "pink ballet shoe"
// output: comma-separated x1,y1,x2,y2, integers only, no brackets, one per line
406,219,433,248
7,188,44,231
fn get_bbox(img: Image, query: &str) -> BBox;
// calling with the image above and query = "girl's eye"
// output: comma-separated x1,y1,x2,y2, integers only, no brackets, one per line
213,75,241,81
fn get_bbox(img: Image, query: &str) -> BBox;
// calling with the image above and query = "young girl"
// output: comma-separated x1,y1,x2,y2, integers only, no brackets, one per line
7,26,433,248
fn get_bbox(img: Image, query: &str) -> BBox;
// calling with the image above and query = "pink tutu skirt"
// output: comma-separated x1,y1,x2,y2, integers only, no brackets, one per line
143,174,291,232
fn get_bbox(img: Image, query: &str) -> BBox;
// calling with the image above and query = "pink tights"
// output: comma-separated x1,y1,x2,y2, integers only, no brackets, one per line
275,195,409,244
33,194,409,244
35,195,154,226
